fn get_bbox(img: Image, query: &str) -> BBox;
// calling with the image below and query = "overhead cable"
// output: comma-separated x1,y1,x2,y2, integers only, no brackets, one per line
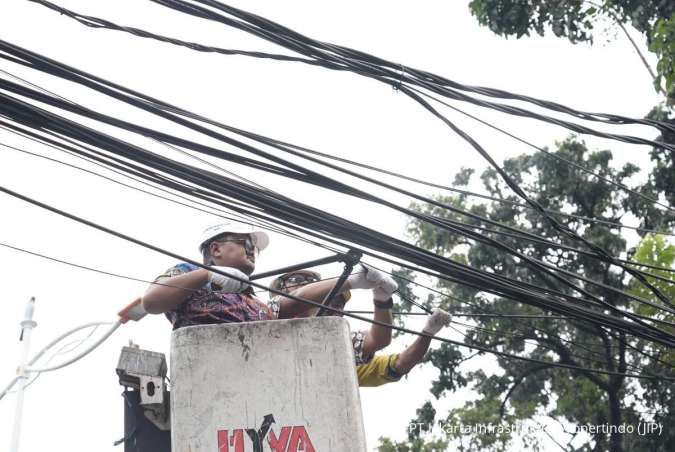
0,183,672,380
2,86,671,328
1,177,673,348
2,73,671,318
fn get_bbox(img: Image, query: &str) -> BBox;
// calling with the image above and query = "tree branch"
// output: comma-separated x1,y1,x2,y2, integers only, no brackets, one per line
615,18,666,97
584,0,667,96
537,421,573,452
532,334,611,390
500,364,554,418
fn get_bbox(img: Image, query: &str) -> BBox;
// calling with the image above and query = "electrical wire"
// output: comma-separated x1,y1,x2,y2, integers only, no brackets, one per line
114,0,673,304
448,319,660,375
28,0,675,137
9,112,672,324
0,135,344,257
12,2,675,231
264,134,675,236
5,52,670,315
2,76,671,325
0,183,673,381
0,240,202,293
134,0,675,151
0,105,668,342
0,193,670,380
1,11,675,374
2,36,672,314
406,84,675,216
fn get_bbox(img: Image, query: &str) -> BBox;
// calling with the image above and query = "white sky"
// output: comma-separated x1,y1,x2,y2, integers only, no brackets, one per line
0,1,665,451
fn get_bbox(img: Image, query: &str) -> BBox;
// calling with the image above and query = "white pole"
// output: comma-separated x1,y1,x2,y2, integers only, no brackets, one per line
10,297,37,452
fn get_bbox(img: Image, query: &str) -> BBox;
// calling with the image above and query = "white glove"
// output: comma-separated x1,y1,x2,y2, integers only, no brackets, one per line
347,264,387,290
373,275,398,301
422,308,451,335
208,266,250,293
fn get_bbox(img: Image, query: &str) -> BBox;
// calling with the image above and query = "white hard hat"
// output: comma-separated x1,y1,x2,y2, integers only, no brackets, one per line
198,222,270,253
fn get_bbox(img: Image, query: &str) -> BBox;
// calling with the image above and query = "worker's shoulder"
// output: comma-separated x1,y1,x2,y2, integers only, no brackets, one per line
156,262,201,281
171,262,201,273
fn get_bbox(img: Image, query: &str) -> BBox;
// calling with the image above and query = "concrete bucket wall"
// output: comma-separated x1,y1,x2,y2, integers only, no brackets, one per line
170,317,367,451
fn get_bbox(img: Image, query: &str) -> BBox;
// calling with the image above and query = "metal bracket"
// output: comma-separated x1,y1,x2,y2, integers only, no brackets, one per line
317,249,362,316
250,251,356,281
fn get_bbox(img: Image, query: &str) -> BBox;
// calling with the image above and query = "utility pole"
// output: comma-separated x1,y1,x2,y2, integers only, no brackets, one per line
10,297,37,452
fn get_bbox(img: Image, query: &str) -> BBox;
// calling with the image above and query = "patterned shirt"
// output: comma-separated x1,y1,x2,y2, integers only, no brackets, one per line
155,263,276,330
351,330,374,366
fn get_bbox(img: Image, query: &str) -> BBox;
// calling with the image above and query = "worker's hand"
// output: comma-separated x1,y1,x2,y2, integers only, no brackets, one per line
347,264,387,290
373,275,398,302
422,308,451,335
208,266,250,293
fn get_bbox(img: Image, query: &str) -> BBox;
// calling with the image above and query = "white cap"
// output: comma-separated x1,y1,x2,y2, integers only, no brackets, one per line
198,222,270,253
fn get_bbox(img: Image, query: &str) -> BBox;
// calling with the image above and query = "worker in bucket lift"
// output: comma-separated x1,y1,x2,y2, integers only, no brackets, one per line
142,223,309,329
270,268,452,386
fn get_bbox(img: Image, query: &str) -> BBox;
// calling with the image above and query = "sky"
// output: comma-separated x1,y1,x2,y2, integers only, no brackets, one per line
0,1,666,451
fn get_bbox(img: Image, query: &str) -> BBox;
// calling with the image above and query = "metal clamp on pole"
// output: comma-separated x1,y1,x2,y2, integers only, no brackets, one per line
317,249,362,317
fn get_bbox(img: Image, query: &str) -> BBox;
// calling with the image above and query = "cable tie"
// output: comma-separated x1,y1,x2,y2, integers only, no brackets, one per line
393,63,405,91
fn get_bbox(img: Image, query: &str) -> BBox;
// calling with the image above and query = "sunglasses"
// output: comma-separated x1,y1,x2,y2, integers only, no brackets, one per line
282,273,319,288
214,236,258,256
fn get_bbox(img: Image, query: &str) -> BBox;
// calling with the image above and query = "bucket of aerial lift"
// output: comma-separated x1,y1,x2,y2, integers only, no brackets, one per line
170,317,367,451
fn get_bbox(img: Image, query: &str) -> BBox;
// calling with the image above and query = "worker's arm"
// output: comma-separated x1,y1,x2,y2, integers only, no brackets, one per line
142,269,209,314
392,308,451,374
142,266,249,314
275,265,394,318
361,273,398,357
276,279,350,318
362,301,394,355
392,335,432,374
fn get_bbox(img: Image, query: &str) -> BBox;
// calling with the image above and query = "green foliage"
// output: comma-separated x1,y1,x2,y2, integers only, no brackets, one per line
649,12,675,97
644,106,675,212
629,234,675,309
381,136,675,451
454,167,476,186
624,233,675,449
408,401,438,441
444,398,519,451
468,1,675,97
628,233,675,368
377,437,449,452
376,401,447,451
469,0,595,43
426,343,469,397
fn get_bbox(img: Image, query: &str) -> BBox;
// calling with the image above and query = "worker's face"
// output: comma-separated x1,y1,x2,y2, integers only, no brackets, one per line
281,273,320,318
208,233,258,275
281,273,347,318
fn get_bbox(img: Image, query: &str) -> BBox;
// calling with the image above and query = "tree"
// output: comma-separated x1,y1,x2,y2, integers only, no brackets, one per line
622,233,675,452
628,234,675,312
379,136,674,451
468,1,675,99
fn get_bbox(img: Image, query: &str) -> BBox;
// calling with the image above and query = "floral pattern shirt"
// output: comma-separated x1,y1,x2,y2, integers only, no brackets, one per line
155,262,276,330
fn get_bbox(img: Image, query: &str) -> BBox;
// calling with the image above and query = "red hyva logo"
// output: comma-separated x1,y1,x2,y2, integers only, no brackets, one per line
217,414,315,452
